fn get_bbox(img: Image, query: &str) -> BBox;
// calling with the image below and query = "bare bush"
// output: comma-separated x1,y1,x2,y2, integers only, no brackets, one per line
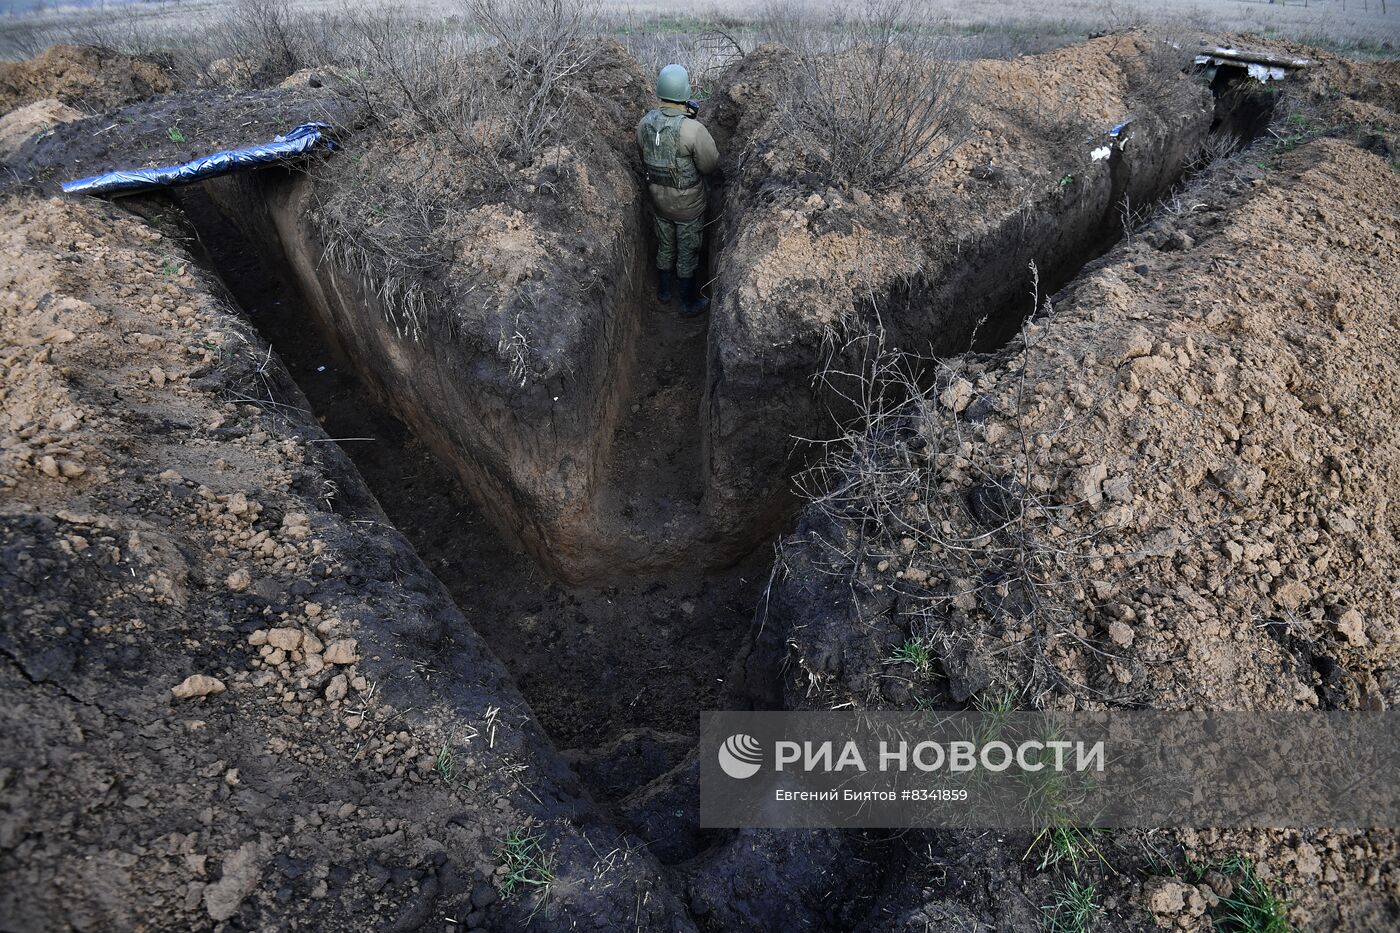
207,0,341,81
617,12,744,99
334,13,492,160
309,0,599,346
792,268,1173,707
467,0,599,161
770,0,970,192
315,174,446,342
757,0,837,53
308,10,491,342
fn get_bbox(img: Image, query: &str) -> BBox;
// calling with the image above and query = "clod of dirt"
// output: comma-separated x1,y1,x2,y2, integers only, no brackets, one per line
0,44,176,115
0,97,81,157
171,674,227,699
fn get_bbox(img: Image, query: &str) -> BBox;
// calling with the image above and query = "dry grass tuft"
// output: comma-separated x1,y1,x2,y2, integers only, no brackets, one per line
793,268,1132,707
307,0,598,342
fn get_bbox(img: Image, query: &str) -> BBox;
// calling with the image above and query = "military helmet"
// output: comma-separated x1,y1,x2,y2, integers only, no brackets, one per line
657,64,691,103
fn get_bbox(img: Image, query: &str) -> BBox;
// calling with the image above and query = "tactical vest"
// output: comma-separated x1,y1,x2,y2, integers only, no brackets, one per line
640,109,701,190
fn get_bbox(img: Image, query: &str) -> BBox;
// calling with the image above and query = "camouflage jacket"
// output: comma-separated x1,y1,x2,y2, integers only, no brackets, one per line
636,103,719,221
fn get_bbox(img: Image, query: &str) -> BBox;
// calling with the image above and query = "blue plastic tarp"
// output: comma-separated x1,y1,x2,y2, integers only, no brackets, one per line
62,122,335,197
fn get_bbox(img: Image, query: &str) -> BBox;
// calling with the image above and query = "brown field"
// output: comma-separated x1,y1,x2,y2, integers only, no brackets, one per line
2,0,1398,61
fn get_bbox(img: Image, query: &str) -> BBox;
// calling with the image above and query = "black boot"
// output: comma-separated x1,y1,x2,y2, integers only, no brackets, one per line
656,269,673,305
678,276,709,317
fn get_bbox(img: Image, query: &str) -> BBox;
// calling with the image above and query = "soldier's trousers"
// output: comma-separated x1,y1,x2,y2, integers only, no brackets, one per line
653,214,705,278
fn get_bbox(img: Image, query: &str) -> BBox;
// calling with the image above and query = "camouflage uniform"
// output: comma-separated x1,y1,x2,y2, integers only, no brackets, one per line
637,103,719,278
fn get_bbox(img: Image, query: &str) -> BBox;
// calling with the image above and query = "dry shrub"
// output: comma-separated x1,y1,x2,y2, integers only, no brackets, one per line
757,0,831,53
769,0,970,192
309,0,598,342
794,269,1137,706
467,0,600,161
212,0,335,80
1128,25,1207,113
617,12,744,101
18,0,347,87
335,14,492,160
310,12,489,341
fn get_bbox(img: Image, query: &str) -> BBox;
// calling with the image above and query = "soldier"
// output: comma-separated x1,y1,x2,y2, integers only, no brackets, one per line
637,63,719,317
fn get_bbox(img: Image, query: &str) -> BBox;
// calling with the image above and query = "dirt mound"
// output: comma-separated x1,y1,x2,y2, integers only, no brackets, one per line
0,193,689,930
0,97,80,158
0,44,176,116
699,32,1213,559
756,123,1400,932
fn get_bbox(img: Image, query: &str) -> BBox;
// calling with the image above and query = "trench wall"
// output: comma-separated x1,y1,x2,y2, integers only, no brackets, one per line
169,58,1214,585
699,96,1215,554
187,171,651,582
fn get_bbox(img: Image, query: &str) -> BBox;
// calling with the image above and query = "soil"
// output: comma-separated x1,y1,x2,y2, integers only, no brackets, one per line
0,97,81,159
758,104,1400,933
0,44,176,114
697,32,1217,561
0,193,693,931
2,29,1399,933
182,186,769,750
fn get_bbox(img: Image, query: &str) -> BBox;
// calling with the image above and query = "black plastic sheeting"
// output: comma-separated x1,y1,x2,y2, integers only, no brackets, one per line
62,122,335,197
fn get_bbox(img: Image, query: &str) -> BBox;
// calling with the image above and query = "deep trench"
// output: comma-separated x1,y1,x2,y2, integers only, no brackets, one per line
168,178,769,761
152,72,1265,860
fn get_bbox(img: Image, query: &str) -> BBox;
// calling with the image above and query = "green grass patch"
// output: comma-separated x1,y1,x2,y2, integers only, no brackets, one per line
1041,879,1100,933
497,828,555,905
886,637,934,674
1211,855,1291,933
1027,824,1106,874
433,743,458,786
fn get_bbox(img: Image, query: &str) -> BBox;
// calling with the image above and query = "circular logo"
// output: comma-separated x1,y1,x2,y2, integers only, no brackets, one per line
718,733,763,779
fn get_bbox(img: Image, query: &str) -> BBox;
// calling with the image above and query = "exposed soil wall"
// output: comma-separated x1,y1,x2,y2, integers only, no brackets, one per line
752,132,1400,930
0,193,693,931
167,41,681,583
267,170,648,575
697,34,1215,558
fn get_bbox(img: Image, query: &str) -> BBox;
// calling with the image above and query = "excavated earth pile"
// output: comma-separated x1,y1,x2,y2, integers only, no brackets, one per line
2,29,1399,933
755,79,1400,932
0,44,178,160
698,33,1216,556
0,43,176,114
0,195,692,931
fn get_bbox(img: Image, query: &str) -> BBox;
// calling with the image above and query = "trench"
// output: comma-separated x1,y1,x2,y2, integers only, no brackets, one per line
165,175,767,760
142,67,1268,882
